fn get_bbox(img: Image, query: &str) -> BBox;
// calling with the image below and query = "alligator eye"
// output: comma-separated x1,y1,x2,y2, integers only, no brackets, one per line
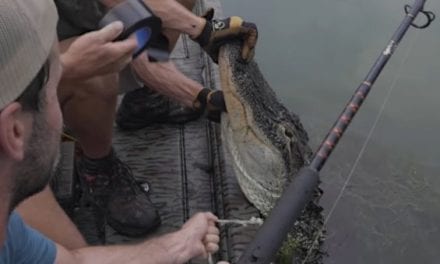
284,129,294,138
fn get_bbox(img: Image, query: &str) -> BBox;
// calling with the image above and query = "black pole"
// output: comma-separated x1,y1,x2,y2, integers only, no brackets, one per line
238,0,434,263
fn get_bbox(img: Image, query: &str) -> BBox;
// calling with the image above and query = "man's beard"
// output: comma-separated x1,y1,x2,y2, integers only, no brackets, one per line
9,112,60,211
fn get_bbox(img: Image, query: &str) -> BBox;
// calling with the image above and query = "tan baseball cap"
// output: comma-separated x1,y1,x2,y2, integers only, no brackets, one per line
0,0,58,109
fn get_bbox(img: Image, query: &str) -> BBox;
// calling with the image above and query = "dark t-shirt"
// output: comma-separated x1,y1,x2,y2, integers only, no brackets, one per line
0,212,57,264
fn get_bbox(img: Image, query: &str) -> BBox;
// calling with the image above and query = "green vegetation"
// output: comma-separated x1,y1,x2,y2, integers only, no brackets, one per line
276,233,301,264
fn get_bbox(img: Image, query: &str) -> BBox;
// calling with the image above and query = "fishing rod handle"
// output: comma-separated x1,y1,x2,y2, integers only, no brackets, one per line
237,167,319,264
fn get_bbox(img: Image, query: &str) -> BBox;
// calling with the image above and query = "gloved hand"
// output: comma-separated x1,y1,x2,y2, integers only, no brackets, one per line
193,9,258,63
193,88,227,123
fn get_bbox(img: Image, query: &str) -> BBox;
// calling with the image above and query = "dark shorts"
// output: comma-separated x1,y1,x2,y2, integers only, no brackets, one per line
54,0,141,93
55,0,106,40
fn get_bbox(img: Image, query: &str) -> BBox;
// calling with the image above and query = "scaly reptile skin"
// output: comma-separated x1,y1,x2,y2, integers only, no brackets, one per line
218,42,325,263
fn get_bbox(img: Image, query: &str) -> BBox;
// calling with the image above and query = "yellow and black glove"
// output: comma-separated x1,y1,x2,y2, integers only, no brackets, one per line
193,88,227,123
193,9,258,63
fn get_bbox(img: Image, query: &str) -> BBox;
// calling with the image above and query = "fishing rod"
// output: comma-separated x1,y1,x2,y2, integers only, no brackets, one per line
238,0,435,263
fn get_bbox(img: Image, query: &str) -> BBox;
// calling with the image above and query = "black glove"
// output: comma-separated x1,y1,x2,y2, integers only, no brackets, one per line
193,88,227,123
193,8,258,63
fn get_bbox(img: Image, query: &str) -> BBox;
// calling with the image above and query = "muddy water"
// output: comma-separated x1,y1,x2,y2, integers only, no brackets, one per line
222,0,440,263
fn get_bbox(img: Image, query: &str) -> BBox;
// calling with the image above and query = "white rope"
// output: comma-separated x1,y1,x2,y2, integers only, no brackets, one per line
208,253,214,264
301,30,420,264
217,216,264,226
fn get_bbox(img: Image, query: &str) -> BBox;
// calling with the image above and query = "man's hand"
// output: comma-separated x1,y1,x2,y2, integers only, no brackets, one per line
193,88,227,123
60,21,137,80
193,9,258,63
177,212,220,262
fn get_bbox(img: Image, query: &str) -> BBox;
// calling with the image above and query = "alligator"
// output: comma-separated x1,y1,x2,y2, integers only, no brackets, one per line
218,42,325,263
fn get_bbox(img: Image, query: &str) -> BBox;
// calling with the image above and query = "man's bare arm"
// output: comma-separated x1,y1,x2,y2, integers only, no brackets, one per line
55,212,219,264
100,0,206,38
130,55,203,107
100,0,205,107
56,232,184,264
16,186,87,250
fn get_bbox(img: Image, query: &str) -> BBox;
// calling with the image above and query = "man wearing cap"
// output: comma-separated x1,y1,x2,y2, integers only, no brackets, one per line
0,0,222,262
16,0,258,240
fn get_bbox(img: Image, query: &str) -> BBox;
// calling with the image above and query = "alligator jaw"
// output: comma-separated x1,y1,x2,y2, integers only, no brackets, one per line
218,46,287,215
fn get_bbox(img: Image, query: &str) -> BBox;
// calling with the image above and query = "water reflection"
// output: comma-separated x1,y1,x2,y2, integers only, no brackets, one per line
222,0,440,263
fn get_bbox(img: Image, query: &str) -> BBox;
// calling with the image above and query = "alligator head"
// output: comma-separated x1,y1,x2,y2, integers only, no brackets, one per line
218,42,312,216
